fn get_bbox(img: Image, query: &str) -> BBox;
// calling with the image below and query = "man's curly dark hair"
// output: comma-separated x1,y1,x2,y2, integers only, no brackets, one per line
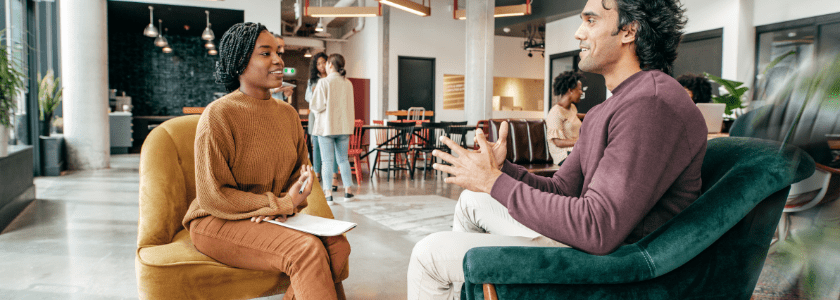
604,0,687,75
553,71,585,97
677,74,712,103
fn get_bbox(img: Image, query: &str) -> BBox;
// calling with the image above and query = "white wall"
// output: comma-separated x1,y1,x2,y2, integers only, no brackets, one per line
754,0,840,26
112,0,284,34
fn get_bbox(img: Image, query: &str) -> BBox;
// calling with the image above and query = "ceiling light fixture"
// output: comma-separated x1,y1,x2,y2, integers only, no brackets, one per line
453,0,531,20
202,10,215,41
305,0,382,17
205,40,216,49
154,20,168,47
378,0,430,17
208,49,218,55
304,49,312,58
143,6,159,37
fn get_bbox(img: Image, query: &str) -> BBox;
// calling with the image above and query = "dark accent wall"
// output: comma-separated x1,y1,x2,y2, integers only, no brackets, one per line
108,33,227,116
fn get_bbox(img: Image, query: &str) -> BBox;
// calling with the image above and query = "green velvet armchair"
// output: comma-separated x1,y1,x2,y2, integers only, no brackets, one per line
462,137,815,300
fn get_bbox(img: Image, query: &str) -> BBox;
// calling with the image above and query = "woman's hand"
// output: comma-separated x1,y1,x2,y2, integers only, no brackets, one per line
251,214,291,223
289,165,315,207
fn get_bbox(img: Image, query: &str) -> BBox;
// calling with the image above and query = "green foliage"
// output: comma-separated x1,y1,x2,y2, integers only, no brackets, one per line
38,69,62,121
0,30,27,128
704,72,748,116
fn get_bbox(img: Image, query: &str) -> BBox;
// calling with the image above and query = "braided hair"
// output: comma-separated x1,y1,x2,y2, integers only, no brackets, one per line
309,52,329,86
327,54,347,77
214,22,268,93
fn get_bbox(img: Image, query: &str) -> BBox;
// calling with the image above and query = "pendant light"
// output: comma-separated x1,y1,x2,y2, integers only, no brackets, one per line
205,40,216,50
304,49,312,58
201,11,215,41
315,18,325,32
154,20,168,47
161,28,172,53
162,46,173,53
208,49,218,55
143,6,159,37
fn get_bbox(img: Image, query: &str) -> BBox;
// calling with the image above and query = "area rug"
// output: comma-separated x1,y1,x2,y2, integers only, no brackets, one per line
337,194,456,240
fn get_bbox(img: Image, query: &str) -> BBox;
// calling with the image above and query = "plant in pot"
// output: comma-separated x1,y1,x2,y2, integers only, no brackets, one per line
0,30,27,157
38,70,62,137
703,72,748,133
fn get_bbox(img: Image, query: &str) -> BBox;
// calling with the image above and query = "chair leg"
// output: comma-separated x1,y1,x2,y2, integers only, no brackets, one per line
371,152,380,179
483,283,499,300
353,156,362,185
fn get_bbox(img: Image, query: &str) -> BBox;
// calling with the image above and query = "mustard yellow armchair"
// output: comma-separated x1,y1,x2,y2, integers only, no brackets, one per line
135,115,347,299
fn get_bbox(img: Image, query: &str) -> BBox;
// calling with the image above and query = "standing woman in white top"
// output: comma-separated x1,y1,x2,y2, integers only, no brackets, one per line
305,52,337,188
545,71,584,165
310,54,356,204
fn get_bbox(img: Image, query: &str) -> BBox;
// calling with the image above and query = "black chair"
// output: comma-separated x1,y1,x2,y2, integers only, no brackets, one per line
371,121,416,181
443,121,469,149
412,122,450,177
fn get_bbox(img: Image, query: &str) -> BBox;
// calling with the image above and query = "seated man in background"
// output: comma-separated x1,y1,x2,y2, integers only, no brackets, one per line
407,0,707,299
546,71,585,165
677,73,712,103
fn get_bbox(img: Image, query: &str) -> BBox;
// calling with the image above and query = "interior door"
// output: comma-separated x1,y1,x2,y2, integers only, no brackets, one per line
398,56,435,121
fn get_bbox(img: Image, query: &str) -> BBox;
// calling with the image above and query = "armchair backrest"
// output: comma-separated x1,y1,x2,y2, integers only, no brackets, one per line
488,119,552,164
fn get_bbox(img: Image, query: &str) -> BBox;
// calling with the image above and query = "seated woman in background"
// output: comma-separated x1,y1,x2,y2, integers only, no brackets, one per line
546,71,584,165
677,73,712,104
182,22,350,300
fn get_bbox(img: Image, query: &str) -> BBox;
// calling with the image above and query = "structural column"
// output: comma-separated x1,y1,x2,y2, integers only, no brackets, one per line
59,0,110,170
464,0,494,125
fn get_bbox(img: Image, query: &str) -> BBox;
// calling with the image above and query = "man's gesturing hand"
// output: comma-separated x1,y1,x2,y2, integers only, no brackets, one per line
479,122,509,170
432,128,503,194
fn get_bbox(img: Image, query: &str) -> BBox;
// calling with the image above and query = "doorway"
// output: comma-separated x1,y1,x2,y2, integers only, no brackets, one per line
398,56,435,121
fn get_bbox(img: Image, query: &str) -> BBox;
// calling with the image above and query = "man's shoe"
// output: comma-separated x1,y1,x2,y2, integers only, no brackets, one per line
326,196,335,206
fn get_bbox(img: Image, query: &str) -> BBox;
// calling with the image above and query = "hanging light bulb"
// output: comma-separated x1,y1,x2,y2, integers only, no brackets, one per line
205,40,216,50
304,49,312,58
315,18,325,32
143,6,159,37
162,46,173,53
208,49,218,55
154,20,168,47
202,11,215,41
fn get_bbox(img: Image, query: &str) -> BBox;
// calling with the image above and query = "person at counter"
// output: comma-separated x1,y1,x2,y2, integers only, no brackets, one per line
270,33,294,102
184,22,350,300
546,71,584,165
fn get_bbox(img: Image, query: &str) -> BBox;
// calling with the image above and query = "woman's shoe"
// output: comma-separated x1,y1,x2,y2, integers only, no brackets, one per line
344,193,354,199
332,185,338,192
326,196,334,205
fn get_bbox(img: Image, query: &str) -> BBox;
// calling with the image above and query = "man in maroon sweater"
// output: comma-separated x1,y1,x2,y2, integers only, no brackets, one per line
407,0,707,299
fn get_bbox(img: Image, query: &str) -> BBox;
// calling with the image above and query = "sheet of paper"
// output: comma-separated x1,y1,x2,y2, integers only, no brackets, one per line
265,214,356,236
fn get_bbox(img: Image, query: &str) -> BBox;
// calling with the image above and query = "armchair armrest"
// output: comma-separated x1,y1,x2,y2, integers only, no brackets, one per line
463,245,655,285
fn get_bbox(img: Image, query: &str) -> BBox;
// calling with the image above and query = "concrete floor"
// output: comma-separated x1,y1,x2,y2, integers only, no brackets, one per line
0,154,465,300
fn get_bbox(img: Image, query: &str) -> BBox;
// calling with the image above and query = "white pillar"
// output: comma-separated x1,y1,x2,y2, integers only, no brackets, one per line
60,0,110,170
464,0,494,125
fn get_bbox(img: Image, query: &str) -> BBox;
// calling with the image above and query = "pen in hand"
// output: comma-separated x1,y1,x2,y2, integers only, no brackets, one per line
299,178,308,194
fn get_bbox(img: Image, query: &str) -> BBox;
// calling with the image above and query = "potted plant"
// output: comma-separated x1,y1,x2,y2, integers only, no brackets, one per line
38,70,62,137
703,72,748,133
0,30,27,157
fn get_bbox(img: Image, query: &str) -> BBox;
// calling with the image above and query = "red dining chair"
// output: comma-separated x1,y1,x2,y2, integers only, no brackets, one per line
348,119,367,185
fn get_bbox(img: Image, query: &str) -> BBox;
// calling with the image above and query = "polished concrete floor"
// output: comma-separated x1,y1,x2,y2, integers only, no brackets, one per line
0,155,464,300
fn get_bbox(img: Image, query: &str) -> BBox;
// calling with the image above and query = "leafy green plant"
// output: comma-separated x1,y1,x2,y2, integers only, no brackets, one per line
704,72,748,117
0,30,27,129
38,69,62,122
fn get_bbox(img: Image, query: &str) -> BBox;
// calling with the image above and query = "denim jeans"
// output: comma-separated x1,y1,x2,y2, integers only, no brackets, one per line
311,135,337,177
317,135,354,192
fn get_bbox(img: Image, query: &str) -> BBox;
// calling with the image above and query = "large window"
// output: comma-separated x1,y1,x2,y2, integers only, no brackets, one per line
754,13,840,101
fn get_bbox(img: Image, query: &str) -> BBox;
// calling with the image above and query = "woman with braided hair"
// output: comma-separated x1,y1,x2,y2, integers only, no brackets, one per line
182,22,350,300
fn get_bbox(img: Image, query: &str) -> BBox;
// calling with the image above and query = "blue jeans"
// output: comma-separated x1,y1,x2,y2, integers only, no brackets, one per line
317,135,354,192
311,135,337,177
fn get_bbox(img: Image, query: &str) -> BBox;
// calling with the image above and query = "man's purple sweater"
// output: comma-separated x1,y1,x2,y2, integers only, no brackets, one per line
490,70,708,255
